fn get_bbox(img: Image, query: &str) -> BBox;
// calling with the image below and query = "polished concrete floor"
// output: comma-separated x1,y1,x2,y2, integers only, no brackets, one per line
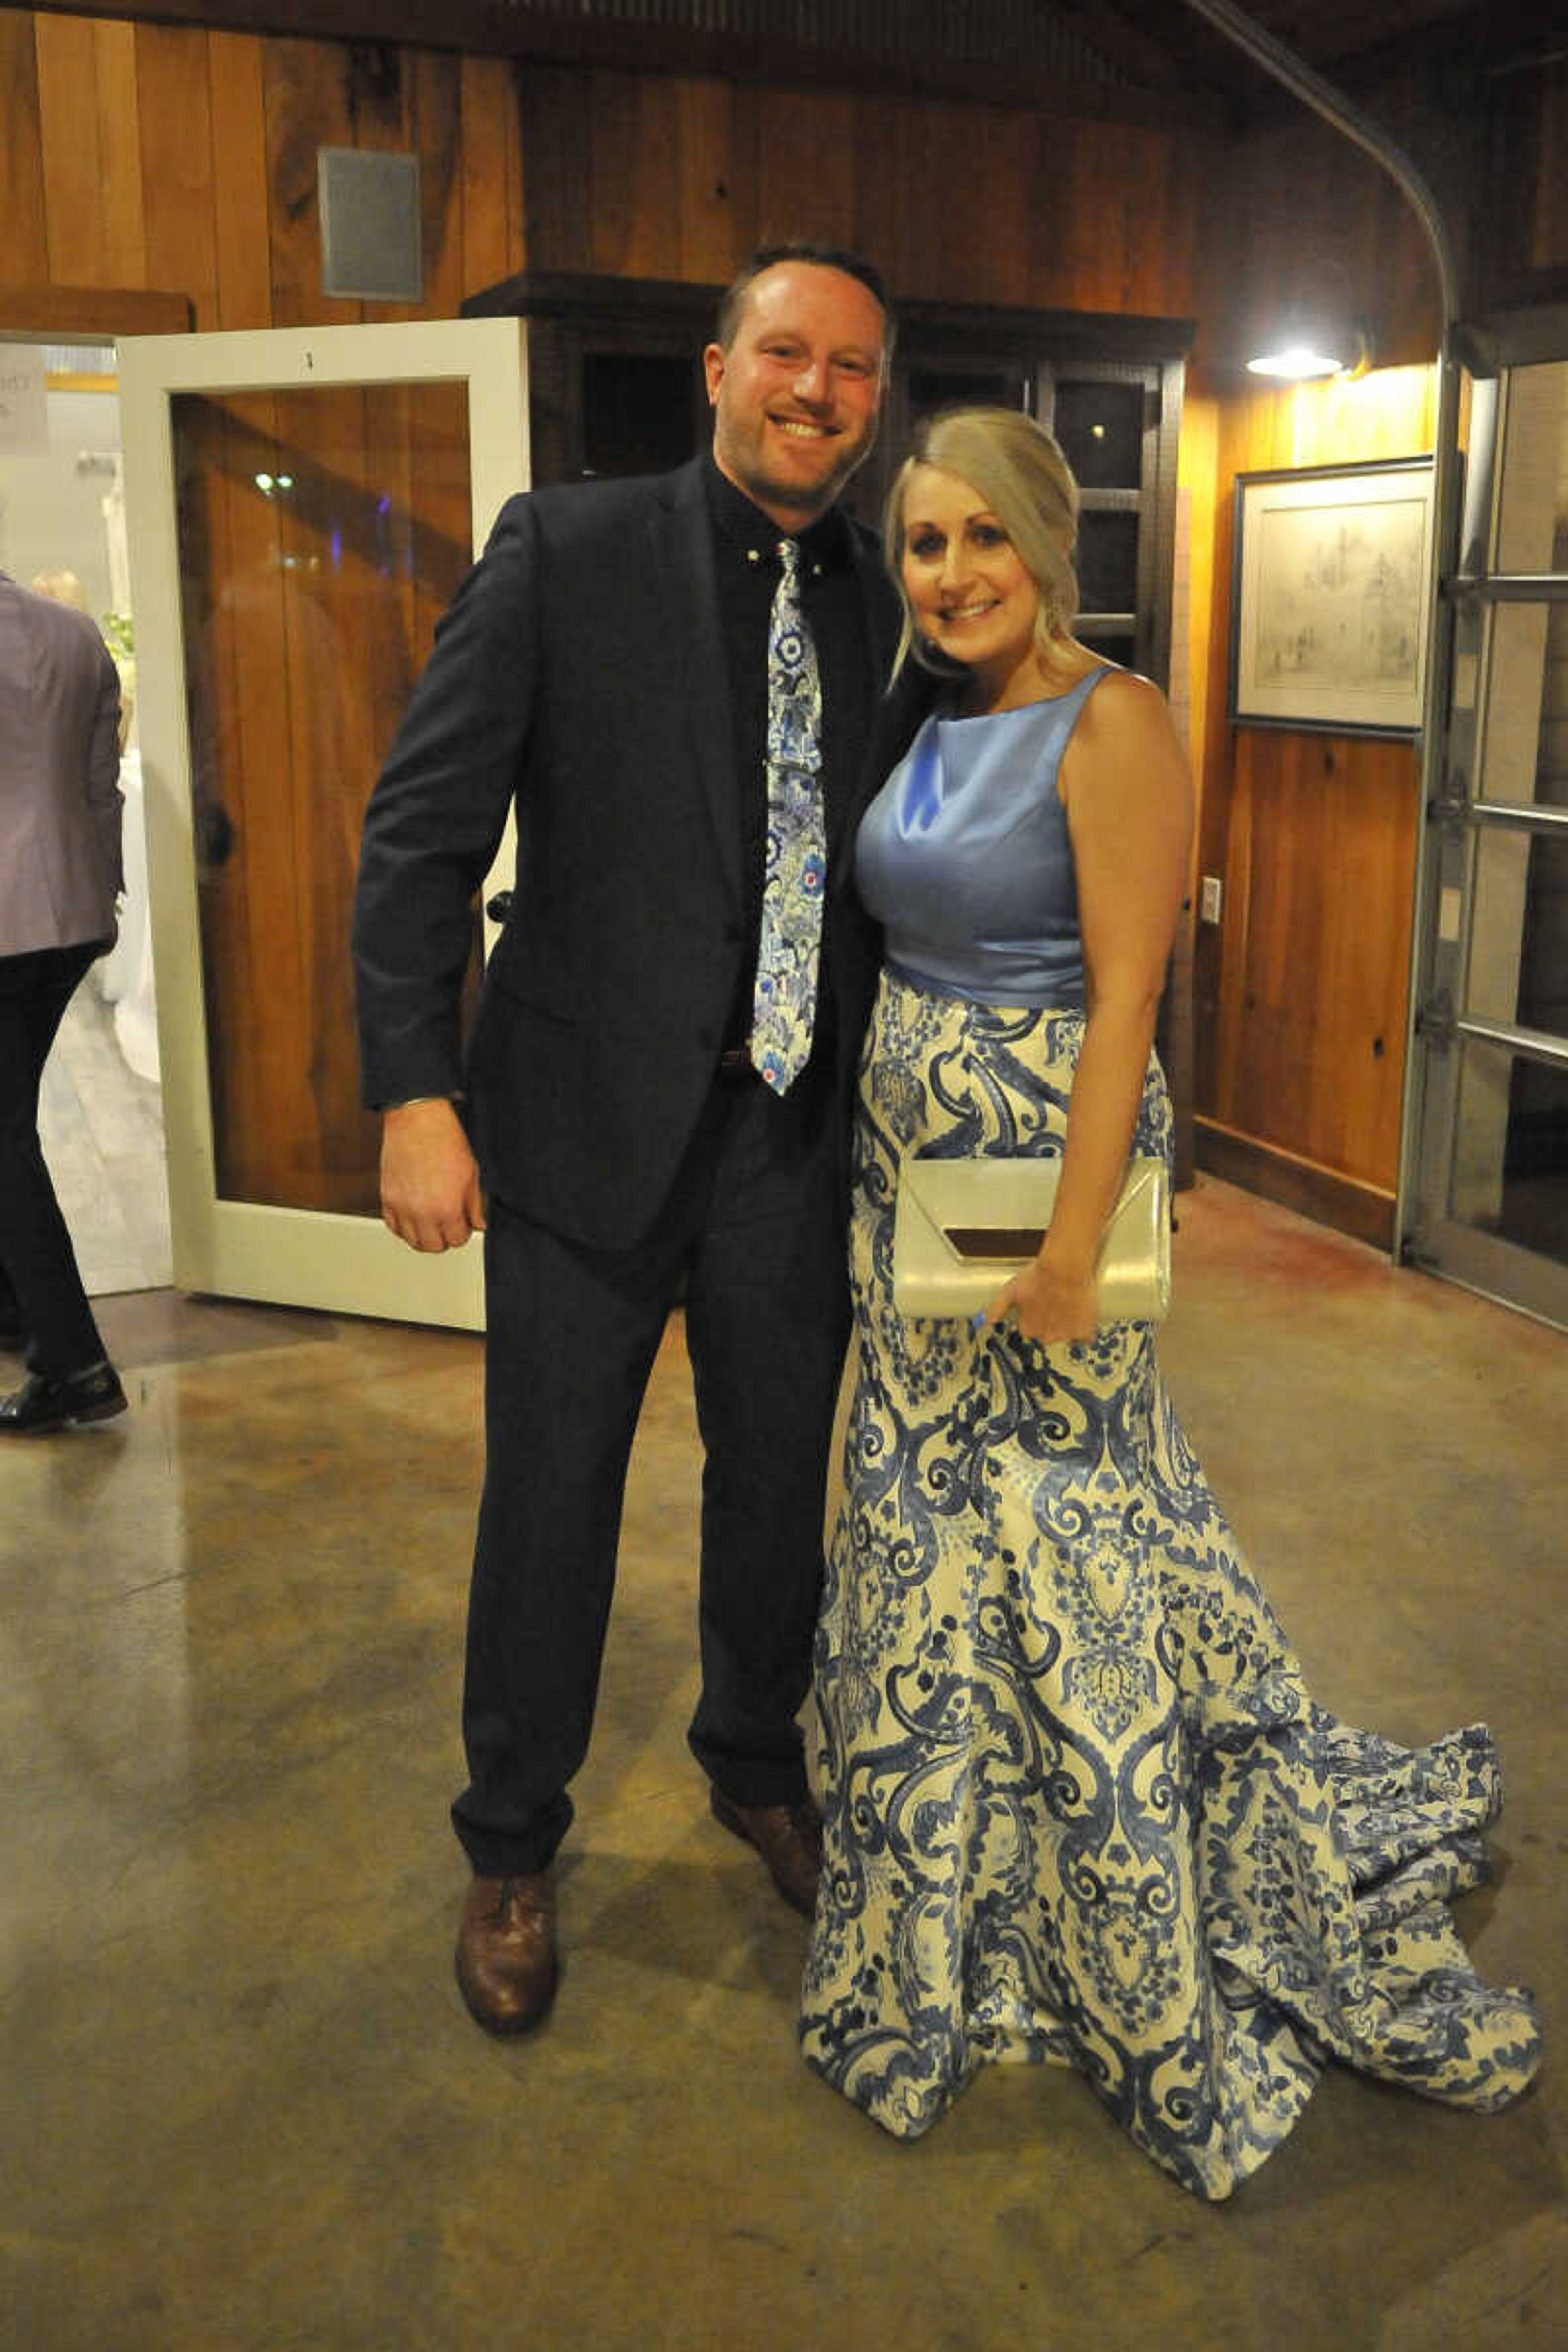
3,1178,1565,2351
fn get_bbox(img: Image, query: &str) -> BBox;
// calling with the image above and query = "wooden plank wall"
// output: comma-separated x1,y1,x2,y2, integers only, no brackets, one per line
514,62,1205,317
1209,101,1441,375
0,12,1209,327
0,11,526,324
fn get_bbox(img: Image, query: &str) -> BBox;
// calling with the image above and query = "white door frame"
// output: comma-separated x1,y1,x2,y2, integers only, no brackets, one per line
117,317,528,1329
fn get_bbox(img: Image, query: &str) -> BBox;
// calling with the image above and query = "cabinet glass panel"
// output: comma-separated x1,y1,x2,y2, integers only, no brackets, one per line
1448,1036,1568,1267
582,353,697,479
1075,508,1138,615
1076,625,1137,670
1052,379,1143,488
1477,602,1568,808
1492,360,1568,575
1466,827,1568,1041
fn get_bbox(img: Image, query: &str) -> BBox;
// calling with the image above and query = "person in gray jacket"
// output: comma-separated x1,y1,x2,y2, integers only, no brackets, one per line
0,568,127,1433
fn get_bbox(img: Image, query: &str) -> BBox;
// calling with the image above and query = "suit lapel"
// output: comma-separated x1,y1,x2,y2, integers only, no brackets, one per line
647,461,744,912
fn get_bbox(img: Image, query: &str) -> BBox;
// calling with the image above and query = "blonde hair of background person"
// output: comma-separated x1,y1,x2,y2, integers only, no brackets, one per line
883,405,1081,680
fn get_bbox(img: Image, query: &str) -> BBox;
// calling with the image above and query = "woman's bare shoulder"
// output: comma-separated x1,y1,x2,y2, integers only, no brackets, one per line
1085,663,1171,723
1068,664,1178,760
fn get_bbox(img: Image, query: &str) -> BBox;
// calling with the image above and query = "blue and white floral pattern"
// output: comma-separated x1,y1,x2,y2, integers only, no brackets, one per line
749,539,825,1095
800,969,1542,2199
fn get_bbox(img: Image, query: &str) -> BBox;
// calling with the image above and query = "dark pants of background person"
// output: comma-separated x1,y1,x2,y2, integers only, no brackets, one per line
0,941,110,1376
452,1057,850,1878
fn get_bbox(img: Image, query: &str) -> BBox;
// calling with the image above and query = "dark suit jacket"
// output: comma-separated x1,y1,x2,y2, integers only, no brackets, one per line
353,457,909,1250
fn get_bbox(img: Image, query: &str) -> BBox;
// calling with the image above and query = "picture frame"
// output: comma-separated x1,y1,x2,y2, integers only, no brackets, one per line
1229,456,1435,735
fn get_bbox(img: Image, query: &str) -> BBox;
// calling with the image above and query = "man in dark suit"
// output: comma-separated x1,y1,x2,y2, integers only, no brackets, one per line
353,244,900,2035
0,570,127,1435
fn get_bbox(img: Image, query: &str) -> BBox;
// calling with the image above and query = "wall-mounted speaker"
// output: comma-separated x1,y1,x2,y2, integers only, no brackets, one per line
318,148,423,303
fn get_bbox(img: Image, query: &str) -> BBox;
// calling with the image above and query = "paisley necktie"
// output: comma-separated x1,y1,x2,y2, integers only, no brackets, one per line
748,537,824,1094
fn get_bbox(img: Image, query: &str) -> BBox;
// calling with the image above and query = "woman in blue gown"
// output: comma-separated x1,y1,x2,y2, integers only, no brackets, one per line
799,405,1541,2200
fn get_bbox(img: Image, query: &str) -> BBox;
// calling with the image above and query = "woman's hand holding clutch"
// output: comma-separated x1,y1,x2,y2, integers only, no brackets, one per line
981,1250,1099,1345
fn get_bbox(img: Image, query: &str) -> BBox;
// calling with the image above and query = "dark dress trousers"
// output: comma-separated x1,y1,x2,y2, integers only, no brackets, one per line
353,456,910,1876
0,572,124,1376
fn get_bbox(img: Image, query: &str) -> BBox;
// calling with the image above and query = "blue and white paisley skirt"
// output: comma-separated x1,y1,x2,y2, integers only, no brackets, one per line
800,969,1542,2200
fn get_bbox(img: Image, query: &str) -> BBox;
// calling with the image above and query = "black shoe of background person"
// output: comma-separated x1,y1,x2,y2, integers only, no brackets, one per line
0,1361,128,1434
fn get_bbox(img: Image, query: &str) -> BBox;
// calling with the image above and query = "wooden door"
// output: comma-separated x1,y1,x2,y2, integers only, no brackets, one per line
118,319,528,1327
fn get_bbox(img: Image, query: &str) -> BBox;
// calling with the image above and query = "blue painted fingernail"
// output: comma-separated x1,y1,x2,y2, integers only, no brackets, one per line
970,1310,987,1330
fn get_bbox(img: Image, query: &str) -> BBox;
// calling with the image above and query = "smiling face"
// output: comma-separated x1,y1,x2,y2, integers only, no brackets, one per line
704,261,886,529
898,462,1045,710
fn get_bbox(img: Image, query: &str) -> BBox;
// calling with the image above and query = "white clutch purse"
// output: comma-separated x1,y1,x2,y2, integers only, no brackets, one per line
891,1154,1171,1323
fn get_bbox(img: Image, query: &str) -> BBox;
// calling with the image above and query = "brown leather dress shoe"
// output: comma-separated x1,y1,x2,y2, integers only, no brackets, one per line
710,1788,823,1918
455,1872,559,2036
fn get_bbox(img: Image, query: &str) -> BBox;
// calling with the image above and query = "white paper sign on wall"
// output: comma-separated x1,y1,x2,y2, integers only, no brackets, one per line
0,347,49,457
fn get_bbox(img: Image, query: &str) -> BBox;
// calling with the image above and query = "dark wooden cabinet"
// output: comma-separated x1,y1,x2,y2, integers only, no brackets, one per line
463,270,1191,688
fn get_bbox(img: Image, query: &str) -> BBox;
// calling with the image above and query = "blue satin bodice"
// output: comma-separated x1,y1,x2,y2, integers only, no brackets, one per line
854,666,1107,1008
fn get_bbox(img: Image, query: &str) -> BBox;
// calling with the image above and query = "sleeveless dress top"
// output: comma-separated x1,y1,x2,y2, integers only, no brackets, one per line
854,666,1107,1009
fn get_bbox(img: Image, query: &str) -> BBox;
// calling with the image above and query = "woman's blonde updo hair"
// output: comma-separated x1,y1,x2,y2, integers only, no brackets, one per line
884,406,1080,680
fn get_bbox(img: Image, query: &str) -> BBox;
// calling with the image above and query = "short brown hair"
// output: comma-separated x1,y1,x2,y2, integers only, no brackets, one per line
713,243,893,354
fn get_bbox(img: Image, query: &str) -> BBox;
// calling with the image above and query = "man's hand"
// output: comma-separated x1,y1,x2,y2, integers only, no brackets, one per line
379,1097,485,1252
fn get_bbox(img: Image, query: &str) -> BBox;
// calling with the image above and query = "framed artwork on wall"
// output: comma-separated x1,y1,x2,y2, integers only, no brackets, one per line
1229,456,1435,735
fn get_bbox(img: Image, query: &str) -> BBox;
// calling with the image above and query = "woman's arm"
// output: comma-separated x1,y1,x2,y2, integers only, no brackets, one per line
985,669,1193,1343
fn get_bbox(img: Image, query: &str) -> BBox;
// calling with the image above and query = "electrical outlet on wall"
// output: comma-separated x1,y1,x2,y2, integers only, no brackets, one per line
1200,875,1223,924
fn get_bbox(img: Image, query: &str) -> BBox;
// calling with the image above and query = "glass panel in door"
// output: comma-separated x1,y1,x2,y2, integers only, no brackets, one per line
173,380,474,1219
1475,601,1568,811
1492,359,1568,575
1448,1037,1568,1270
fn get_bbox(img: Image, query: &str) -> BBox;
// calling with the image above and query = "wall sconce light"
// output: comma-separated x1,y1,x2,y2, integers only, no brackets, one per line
1244,261,1373,382
1246,318,1372,380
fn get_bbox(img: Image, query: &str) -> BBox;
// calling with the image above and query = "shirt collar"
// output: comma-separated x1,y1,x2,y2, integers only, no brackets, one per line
702,453,850,577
